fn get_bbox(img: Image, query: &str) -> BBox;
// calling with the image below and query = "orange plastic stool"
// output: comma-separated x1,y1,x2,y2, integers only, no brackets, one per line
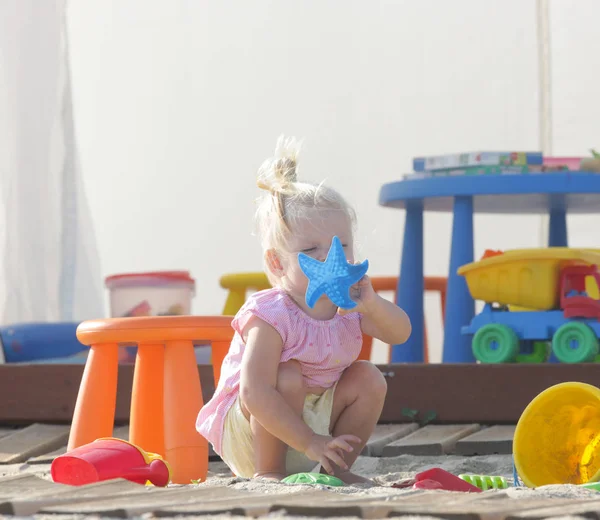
67,316,233,485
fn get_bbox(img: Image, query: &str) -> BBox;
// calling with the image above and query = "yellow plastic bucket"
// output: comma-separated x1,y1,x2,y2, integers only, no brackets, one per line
514,382,600,487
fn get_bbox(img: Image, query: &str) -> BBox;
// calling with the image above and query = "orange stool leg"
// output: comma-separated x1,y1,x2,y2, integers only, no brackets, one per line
68,343,119,451
130,343,165,458
164,340,207,484
210,340,229,387
358,333,373,361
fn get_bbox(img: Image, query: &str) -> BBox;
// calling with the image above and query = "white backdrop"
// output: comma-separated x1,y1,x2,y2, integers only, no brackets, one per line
2,1,599,363
0,0,103,324
65,0,600,362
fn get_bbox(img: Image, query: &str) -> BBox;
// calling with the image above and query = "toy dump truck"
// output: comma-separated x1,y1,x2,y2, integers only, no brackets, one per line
458,248,600,363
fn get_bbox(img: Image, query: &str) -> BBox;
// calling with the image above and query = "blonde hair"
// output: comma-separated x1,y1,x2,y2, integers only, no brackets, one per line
254,136,356,283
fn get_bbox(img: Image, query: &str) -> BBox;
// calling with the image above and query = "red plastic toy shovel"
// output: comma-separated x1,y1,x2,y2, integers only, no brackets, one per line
392,468,482,493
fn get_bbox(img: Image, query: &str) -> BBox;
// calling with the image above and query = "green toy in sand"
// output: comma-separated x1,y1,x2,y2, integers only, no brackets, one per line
282,472,345,487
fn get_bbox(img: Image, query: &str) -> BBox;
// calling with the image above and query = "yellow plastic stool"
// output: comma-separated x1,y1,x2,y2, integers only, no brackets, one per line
220,273,271,316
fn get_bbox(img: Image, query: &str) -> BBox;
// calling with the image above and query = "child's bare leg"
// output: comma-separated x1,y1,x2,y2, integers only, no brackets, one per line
327,361,387,484
240,360,305,480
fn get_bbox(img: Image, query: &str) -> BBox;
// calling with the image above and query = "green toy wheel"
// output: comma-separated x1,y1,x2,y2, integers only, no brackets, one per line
552,322,599,363
281,472,345,487
472,324,519,363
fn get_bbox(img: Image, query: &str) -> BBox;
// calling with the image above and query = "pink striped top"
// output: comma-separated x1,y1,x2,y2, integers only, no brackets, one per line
196,287,363,455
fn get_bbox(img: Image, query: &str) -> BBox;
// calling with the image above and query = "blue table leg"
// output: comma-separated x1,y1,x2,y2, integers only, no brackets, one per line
392,199,424,362
442,196,475,363
548,208,568,247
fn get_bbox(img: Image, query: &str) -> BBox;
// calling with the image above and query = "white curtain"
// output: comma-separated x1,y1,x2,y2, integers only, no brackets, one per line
0,0,103,323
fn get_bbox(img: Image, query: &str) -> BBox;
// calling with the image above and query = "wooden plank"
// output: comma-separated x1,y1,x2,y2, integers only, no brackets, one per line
2,478,147,516
39,485,281,517
455,425,515,456
7,363,600,424
381,497,599,520
0,427,15,440
375,489,509,504
26,423,217,464
379,363,600,423
154,489,342,517
507,498,600,519
361,423,419,456
279,496,595,520
0,363,215,424
268,489,508,519
267,502,364,518
271,491,506,519
0,474,61,500
0,423,69,463
27,446,65,464
113,425,129,440
382,424,481,456
20,480,598,520
29,424,129,464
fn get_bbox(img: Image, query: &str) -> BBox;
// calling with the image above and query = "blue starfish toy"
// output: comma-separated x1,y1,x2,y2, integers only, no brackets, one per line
298,236,369,310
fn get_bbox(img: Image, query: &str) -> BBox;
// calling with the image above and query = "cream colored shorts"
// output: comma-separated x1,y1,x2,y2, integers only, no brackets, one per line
220,384,337,478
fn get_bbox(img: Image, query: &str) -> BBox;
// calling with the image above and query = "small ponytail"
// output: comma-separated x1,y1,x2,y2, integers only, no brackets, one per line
256,135,302,229
254,135,356,286
256,135,301,194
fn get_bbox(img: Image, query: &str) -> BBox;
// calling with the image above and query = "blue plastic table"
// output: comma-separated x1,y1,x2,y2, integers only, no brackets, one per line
379,172,600,363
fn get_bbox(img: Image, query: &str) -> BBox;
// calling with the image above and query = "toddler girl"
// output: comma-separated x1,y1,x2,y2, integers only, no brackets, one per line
197,136,411,484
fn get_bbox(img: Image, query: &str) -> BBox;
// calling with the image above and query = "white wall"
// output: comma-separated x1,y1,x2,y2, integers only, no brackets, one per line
66,0,600,363
549,0,600,248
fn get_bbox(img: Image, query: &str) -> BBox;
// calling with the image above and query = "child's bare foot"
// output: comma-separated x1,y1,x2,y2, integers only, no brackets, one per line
334,470,375,486
254,472,285,481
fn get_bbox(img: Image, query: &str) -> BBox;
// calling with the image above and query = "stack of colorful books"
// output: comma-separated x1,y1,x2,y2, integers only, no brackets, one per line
407,151,570,179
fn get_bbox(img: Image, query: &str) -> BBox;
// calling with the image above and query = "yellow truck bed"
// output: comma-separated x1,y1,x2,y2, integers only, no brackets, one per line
457,248,600,310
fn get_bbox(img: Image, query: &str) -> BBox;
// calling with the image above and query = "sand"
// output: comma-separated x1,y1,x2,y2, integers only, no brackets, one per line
202,453,599,498
4,453,600,520
193,454,600,520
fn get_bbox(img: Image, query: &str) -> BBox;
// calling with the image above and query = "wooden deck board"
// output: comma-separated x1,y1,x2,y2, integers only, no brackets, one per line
361,423,419,456
0,427,15,440
0,478,142,516
17,421,515,469
154,488,346,517
382,424,481,456
455,425,516,456
507,498,600,519
3,362,600,518
0,460,596,519
5,363,600,424
38,485,300,517
0,473,61,500
0,423,70,464
0,364,215,424
381,497,600,520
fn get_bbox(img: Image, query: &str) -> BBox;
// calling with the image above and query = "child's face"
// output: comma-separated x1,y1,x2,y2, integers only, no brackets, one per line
281,210,354,307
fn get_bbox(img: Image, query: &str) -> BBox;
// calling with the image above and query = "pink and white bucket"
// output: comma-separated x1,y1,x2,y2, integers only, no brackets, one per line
105,271,196,318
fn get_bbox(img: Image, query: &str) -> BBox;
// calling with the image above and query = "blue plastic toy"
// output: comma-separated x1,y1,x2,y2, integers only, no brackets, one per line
0,322,85,363
298,236,369,310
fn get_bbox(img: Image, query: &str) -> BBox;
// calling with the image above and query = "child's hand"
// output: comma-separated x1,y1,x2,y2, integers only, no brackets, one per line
304,433,361,475
338,274,378,315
